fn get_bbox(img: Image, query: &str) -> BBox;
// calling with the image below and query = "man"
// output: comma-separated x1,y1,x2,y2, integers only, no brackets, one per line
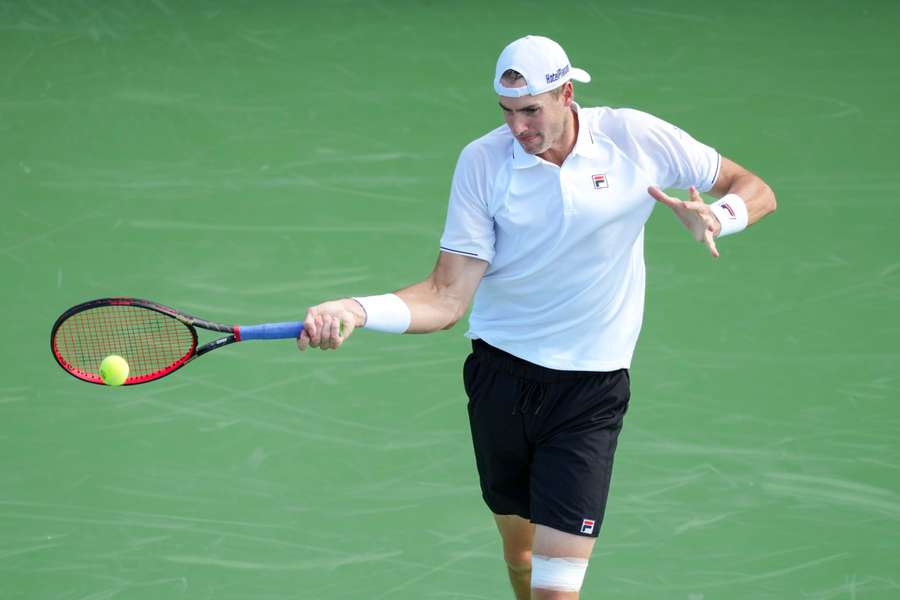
298,35,776,599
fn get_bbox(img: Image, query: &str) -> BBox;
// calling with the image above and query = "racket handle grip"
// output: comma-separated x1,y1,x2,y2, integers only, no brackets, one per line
238,321,304,341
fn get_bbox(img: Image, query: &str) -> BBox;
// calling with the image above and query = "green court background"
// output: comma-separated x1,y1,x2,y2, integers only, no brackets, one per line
2,1,898,598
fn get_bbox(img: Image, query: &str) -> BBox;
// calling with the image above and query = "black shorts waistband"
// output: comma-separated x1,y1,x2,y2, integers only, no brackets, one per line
471,339,621,383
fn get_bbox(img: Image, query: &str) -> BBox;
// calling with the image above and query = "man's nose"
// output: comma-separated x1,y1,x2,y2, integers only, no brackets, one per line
508,114,528,135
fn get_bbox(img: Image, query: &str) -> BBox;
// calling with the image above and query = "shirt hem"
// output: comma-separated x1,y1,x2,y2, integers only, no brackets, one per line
465,333,632,372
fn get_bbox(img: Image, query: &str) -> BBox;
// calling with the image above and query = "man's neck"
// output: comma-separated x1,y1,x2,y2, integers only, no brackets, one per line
538,108,578,167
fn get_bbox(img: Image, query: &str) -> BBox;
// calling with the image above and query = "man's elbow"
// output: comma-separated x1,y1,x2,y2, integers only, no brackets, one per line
440,315,463,331
749,179,777,221
440,302,469,331
764,183,777,215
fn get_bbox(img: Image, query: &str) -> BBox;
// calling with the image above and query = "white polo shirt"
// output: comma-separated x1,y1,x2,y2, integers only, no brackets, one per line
439,105,720,371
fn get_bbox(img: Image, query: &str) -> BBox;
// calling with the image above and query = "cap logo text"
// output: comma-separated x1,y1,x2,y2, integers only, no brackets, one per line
545,65,570,84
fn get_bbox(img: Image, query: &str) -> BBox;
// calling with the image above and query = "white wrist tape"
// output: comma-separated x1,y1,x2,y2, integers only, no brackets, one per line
710,193,748,237
352,294,411,334
531,555,589,592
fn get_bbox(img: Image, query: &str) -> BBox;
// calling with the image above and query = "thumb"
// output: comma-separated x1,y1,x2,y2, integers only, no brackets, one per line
297,329,310,351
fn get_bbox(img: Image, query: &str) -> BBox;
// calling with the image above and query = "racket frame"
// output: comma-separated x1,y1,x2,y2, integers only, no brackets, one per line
50,297,240,385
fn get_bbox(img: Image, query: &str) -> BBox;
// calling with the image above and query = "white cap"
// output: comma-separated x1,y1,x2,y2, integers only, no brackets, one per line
494,35,591,98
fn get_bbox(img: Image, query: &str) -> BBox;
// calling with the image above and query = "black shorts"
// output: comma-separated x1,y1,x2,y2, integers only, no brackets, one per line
464,339,630,538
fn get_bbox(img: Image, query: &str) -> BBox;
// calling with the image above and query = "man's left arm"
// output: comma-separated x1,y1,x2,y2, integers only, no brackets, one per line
709,156,777,227
648,156,777,257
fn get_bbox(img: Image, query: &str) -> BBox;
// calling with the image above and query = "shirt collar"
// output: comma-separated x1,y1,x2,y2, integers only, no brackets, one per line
571,102,600,159
511,139,541,169
511,102,597,169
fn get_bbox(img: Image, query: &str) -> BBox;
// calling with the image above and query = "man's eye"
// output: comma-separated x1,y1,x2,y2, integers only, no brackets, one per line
524,108,538,114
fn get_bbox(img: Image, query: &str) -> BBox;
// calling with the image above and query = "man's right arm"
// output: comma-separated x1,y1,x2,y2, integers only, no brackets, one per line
298,251,488,351
396,251,489,333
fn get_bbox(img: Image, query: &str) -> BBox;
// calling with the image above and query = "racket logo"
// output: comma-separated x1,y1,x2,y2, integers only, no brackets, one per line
591,174,608,189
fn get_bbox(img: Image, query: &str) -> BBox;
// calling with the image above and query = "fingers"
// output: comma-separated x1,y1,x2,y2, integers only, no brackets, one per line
703,226,720,258
299,304,356,352
657,185,706,211
303,308,320,345
300,309,326,351
692,186,719,256
647,185,680,209
685,186,710,213
652,185,721,258
320,314,342,351
688,185,703,203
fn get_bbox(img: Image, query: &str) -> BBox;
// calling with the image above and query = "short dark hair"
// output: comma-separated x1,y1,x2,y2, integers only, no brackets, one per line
500,69,564,98
500,69,525,84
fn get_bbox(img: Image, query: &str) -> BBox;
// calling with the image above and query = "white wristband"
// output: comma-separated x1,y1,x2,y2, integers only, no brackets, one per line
710,193,748,237
352,294,411,334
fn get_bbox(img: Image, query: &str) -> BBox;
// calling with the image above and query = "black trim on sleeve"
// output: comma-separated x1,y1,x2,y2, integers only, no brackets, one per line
440,246,480,258
710,153,722,189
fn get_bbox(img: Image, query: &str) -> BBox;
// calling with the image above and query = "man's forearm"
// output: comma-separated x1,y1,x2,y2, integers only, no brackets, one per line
396,278,467,334
712,157,777,227
725,172,777,226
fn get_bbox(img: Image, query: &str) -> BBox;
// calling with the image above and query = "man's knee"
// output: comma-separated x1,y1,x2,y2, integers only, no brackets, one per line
504,548,532,574
494,513,535,573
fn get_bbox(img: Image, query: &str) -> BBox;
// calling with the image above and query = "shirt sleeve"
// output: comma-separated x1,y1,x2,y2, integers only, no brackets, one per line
620,108,721,192
439,143,496,263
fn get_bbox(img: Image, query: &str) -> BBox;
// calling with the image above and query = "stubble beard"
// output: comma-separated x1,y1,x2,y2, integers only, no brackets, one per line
521,114,565,156
519,133,547,155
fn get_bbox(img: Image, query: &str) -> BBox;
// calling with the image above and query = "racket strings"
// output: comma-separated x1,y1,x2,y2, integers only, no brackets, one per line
54,306,195,378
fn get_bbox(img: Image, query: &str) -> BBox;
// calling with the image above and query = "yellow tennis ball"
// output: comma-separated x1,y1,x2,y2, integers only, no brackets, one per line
99,355,129,386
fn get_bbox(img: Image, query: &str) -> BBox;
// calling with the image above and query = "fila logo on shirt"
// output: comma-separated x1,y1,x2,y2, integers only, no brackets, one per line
580,519,595,534
592,174,609,189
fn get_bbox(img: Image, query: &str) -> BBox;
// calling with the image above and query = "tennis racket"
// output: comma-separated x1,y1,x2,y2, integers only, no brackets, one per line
50,297,305,385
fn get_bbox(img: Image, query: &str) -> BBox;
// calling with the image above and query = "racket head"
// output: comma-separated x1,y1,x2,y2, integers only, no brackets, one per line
50,298,198,385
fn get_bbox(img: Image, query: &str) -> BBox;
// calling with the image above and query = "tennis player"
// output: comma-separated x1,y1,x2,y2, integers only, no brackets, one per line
298,35,776,599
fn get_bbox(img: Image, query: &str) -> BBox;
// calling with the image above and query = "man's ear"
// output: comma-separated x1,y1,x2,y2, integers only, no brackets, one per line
562,81,575,106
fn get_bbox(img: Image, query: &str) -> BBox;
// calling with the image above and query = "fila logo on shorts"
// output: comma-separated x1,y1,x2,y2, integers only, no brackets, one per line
580,519,596,534
592,174,608,189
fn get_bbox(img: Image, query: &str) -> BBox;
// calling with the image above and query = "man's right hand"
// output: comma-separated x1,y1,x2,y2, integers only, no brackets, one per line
297,299,366,351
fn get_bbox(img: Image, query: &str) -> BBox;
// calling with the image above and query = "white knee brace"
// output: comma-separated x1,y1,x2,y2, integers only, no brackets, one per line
531,554,589,592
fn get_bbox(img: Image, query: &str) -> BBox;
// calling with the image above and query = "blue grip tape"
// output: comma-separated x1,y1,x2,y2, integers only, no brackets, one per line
239,321,304,341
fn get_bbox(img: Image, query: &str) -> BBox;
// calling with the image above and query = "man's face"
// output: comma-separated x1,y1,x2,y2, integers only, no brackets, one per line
498,82,571,156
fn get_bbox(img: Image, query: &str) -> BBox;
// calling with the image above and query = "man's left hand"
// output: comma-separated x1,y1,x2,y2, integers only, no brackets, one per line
648,185,721,258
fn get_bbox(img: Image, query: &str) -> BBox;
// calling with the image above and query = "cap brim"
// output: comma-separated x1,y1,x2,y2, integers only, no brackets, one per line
570,67,591,83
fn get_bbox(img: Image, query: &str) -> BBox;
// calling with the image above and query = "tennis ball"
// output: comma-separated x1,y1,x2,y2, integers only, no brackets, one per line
99,355,129,386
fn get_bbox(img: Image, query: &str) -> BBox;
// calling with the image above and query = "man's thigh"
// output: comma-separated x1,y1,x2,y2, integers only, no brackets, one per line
465,351,533,517
529,371,630,538
532,524,595,559
494,513,535,563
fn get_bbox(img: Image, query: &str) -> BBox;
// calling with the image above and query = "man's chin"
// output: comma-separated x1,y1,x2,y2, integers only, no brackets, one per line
520,139,547,155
